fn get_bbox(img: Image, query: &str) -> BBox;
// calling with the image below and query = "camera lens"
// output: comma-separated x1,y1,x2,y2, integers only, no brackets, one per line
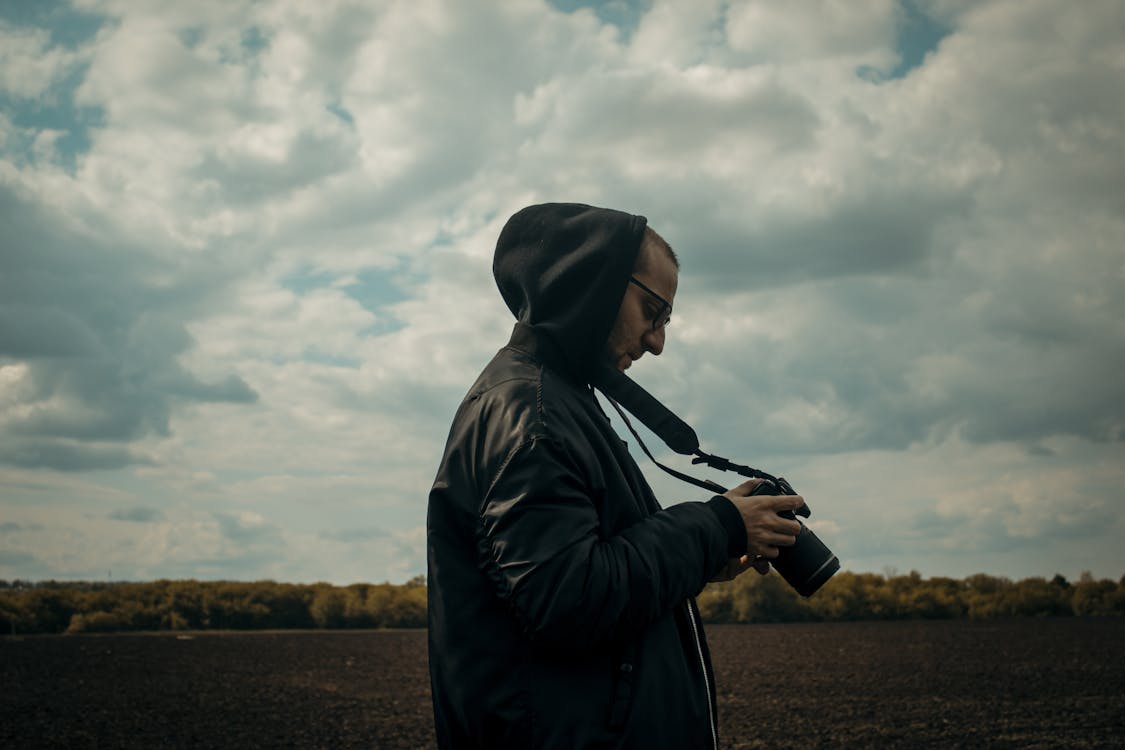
750,480,839,597
773,523,840,597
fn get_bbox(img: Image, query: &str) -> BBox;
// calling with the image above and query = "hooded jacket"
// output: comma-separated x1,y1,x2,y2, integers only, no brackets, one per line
427,203,747,749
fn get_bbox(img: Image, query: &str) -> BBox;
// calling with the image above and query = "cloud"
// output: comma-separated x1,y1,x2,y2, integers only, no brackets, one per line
0,20,87,99
319,527,390,543
0,180,257,471
108,506,164,523
0,0,1122,585
0,550,38,567
631,0,1125,461
213,510,281,545
723,0,898,64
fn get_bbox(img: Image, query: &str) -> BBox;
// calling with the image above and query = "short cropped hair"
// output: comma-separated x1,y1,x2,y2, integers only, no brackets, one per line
636,226,679,272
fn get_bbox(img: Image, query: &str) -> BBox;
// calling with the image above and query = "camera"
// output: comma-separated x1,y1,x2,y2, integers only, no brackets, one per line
590,365,841,597
749,477,839,597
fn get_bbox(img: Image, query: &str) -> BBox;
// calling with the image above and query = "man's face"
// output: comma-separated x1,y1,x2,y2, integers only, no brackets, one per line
603,242,678,372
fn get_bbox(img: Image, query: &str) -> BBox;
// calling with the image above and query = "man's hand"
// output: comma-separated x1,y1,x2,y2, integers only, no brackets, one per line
710,553,771,582
722,478,805,560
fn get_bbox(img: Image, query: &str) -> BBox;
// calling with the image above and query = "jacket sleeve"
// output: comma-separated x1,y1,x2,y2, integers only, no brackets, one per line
477,433,734,651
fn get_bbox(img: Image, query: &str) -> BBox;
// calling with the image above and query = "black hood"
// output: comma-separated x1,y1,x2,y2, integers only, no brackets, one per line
493,202,648,380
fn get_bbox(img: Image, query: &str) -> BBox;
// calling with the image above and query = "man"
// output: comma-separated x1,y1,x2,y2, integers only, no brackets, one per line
427,203,804,749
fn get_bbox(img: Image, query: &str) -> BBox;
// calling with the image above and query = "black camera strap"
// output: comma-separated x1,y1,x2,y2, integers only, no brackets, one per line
601,394,728,495
591,364,701,455
591,365,785,494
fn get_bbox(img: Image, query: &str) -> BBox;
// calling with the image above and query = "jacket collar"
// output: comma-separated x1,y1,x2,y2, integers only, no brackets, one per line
507,322,589,385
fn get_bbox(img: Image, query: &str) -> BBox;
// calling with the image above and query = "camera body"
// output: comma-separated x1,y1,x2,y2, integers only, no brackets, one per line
750,478,840,597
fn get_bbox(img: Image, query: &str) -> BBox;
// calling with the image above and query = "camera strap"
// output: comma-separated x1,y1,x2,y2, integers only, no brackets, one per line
591,364,701,455
601,394,728,495
591,365,784,494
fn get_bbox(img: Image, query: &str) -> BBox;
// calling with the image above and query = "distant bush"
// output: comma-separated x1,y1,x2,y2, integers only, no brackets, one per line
0,578,429,635
67,611,123,633
699,570,1125,624
2,570,1122,634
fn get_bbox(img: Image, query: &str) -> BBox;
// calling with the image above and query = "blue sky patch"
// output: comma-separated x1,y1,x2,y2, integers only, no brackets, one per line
0,75,104,172
280,269,337,296
0,2,105,171
891,0,953,78
347,270,411,337
241,25,269,55
547,0,650,38
281,268,410,338
344,269,410,312
177,26,204,50
0,0,104,49
327,102,355,126
859,0,953,82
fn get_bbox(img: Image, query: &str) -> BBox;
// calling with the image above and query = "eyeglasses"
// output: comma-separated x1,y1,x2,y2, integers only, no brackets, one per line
628,276,672,331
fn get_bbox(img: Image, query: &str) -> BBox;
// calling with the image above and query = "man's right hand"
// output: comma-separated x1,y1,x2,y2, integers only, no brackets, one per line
722,478,805,560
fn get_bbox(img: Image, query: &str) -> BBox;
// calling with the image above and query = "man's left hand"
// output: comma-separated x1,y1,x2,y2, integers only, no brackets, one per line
710,554,770,582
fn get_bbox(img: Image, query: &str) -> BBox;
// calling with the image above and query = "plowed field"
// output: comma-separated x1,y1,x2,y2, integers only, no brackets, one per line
3,618,1123,748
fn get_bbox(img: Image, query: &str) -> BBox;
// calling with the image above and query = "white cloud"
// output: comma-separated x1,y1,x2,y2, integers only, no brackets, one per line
0,21,87,98
724,0,898,64
1,0,1123,585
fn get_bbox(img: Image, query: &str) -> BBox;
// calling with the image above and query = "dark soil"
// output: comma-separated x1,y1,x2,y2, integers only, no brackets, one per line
2,619,1123,749
709,618,1125,749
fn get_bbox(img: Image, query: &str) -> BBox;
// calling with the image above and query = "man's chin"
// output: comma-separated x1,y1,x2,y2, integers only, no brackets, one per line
602,350,632,372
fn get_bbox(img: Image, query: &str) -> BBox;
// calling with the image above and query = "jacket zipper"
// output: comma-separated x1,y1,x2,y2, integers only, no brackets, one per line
685,599,718,750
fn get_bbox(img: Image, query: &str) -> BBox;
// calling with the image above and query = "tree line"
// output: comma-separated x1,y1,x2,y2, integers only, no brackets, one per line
0,577,427,635
1,570,1122,635
697,570,1125,623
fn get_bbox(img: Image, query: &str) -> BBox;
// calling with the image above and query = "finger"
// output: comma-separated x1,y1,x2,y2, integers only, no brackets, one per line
759,532,798,547
780,533,799,547
768,494,805,511
768,518,803,536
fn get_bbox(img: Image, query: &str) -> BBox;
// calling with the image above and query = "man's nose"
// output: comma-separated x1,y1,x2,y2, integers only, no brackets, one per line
643,326,665,356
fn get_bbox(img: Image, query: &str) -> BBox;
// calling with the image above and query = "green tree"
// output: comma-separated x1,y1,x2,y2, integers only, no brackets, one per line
964,574,1013,619
733,573,811,623
1071,572,1118,616
20,587,80,634
696,584,736,623
384,584,427,628
309,586,348,628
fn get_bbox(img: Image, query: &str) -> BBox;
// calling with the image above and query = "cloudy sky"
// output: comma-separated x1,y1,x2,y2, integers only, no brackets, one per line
2,0,1123,586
